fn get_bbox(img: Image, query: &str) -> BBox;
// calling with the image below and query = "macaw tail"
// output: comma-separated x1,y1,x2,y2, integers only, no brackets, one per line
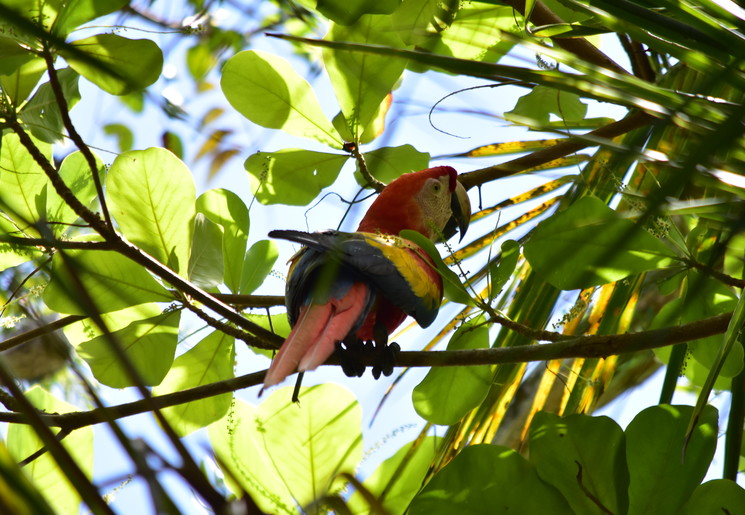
261,281,372,392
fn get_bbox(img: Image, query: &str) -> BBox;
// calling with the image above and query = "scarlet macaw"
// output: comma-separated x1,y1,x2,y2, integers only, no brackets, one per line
262,166,470,391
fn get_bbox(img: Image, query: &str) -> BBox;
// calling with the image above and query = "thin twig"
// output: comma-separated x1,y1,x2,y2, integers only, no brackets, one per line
41,45,112,228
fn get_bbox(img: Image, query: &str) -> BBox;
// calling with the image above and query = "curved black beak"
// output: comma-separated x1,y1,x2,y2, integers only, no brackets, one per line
442,180,471,242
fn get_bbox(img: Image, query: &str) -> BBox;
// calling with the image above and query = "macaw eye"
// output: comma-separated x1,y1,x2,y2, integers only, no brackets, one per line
432,181,441,192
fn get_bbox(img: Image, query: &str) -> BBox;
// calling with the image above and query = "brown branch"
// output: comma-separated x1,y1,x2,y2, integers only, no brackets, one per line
350,144,385,192
683,258,745,288
0,315,85,353
459,111,655,190
42,45,112,228
506,0,629,76
0,312,730,430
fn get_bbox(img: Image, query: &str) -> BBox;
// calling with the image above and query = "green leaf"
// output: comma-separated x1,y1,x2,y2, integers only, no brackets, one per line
7,386,93,514
408,444,572,514
354,145,430,185
244,149,347,205
0,131,51,234
246,312,291,359
46,150,103,236
0,440,55,515
62,34,163,95
77,308,180,388
530,412,629,514
392,0,459,47
324,15,406,141
153,330,235,436
240,239,279,294
681,479,745,514
108,148,196,274
348,436,440,515
53,0,128,36
317,0,400,25
416,4,517,64
524,196,677,290
43,248,172,315
209,384,363,512
19,68,80,143
413,316,491,425
221,50,342,147
196,188,249,293
0,51,46,104
400,229,473,305
187,213,224,289
489,239,519,299
506,85,588,127
625,404,718,515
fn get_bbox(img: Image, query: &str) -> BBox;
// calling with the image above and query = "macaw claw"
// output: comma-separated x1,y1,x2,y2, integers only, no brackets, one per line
335,337,400,379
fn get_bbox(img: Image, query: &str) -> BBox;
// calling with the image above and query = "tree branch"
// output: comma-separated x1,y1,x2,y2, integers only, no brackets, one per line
459,111,655,190
42,45,112,228
0,312,730,430
506,0,629,76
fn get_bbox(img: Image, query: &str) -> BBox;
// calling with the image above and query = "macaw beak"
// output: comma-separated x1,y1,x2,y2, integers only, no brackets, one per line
443,180,471,242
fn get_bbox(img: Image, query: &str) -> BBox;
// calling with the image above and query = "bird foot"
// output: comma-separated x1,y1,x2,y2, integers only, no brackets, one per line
334,337,400,379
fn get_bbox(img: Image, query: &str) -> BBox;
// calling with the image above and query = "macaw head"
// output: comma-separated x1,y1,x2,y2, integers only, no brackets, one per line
358,166,471,242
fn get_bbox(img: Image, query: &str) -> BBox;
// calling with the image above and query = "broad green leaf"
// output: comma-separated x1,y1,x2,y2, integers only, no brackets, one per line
77,309,180,388
524,196,677,290
417,4,517,64
244,149,347,205
489,239,519,299
408,444,572,514
324,15,406,141
530,412,629,515
209,401,296,514
153,330,235,436
392,0,459,47
108,147,196,274
62,34,163,95
317,0,400,25
53,0,128,36
7,386,93,514
43,248,172,315
0,440,55,515
354,145,430,186
413,316,491,425
681,479,745,514
46,150,103,236
187,214,224,289
246,312,291,359
62,302,163,344
332,93,391,144
196,188,249,293
626,404,718,515
19,67,80,143
0,131,51,234
348,436,440,515
506,85,588,127
221,50,342,146
240,239,279,294
0,50,45,104
209,384,363,512
401,229,473,305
